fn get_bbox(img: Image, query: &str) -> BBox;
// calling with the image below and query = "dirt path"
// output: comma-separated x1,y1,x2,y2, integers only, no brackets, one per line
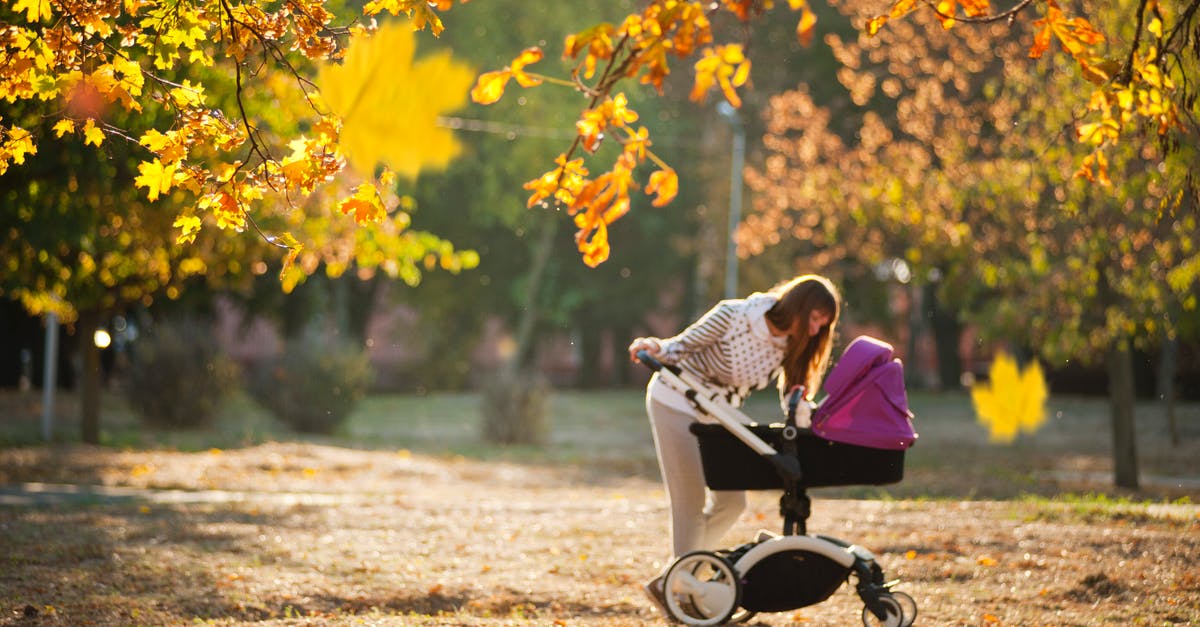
1,443,1198,626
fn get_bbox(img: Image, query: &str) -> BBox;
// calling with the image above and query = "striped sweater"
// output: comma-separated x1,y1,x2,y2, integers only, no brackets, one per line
646,293,787,411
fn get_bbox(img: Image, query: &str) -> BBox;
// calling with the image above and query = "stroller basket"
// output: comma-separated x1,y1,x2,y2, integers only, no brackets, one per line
690,423,905,490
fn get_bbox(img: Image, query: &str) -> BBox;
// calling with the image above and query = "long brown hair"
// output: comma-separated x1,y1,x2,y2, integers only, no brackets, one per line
764,274,840,398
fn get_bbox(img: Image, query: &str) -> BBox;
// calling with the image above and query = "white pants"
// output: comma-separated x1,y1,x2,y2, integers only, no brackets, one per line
647,396,746,559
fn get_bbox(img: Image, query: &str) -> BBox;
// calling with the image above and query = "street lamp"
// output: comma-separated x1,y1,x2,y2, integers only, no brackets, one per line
717,101,745,300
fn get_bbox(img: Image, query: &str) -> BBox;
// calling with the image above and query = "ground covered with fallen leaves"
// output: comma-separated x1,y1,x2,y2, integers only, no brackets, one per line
1,442,1197,626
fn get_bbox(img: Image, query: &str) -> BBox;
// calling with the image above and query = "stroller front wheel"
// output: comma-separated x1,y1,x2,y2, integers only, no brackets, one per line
860,593,906,627
663,551,742,626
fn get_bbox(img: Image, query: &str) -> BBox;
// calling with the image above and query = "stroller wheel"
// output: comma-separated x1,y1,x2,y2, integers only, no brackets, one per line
663,551,742,626
889,590,917,627
860,593,905,627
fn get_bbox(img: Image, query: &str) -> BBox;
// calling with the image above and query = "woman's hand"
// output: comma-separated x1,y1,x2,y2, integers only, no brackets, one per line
628,337,661,362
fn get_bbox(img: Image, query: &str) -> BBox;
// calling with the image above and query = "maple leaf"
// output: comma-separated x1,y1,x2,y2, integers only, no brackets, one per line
11,0,51,22
4,126,37,165
135,159,176,201
971,352,1048,443
317,20,474,179
82,119,104,147
338,184,386,224
173,215,202,245
52,119,75,137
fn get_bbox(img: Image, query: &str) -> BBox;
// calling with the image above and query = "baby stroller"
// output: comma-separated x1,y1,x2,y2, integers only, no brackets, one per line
637,336,918,626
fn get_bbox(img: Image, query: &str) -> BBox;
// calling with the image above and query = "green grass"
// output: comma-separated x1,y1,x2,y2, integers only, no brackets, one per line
2,386,1197,499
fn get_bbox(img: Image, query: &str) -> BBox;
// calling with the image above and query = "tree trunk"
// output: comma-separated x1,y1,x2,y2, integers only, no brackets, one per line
482,218,558,445
78,310,102,444
1158,333,1180,447
1106,343,1140,489
928,283,964,391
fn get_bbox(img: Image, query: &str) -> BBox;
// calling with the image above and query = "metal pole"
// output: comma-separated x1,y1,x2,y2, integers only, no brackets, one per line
718,102,745,300
41,312,58,442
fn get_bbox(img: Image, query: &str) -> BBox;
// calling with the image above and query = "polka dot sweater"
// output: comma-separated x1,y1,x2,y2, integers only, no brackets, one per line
645,293,787,412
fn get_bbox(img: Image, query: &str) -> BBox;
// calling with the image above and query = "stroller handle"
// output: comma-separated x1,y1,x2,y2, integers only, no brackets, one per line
636,350,665,372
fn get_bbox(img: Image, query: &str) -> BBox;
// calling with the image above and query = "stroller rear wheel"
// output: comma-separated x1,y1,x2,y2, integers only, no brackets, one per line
663,551,742,626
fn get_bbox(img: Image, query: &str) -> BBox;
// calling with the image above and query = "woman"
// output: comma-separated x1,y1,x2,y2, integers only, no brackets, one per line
627,274,841,616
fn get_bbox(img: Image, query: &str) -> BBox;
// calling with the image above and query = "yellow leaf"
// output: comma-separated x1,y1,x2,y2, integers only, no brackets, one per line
135,159,176,201
866,15,888,36
12,0,51,22
5,126,37,164
52,119,75,137
338,184,386,224
645,168,678,207
316,21,474,179
173,214,202,244
83,119,104,147
471,70,512,105
796,7,817,47
971,352,1049,443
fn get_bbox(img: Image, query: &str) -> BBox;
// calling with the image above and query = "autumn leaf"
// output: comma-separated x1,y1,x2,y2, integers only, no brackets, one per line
971,351,1049,443
173,215,202,245
469,47,543,105
317,21,474,179
645,168,678,207
471,71,511,105
52,119,75,137
135,159,177,201
82,119,104,146
795,5,817,47
338,184,386,224
691,44,751,106
11,0,51,22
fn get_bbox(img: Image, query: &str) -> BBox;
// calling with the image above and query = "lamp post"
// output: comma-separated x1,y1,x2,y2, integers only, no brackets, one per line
717,101,745,300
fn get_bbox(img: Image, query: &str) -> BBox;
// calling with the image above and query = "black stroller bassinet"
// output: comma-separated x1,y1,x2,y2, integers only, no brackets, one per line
638,336,918,626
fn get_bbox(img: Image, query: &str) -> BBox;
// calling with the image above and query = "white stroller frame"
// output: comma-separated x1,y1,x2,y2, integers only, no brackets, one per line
639,351,917,627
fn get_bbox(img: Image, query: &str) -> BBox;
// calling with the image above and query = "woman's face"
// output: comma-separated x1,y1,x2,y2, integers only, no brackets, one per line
806,309,833,337
781,308,833,340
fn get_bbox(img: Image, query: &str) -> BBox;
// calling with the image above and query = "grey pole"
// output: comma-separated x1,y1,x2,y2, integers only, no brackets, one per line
41,312,58,441
717,102,745,300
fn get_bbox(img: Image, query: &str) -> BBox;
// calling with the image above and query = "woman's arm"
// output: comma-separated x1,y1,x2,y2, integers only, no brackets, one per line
652,301,737,364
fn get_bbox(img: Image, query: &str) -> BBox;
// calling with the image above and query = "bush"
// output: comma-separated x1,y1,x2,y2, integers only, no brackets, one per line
249,331,373,434
125,320,240,429
481,367,549,445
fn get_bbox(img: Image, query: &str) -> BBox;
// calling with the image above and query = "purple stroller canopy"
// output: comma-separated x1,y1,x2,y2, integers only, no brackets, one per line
811,336,917,450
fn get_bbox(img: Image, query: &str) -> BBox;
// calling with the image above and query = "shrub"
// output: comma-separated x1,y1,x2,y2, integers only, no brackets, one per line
249,331,373,434
481,367,549,445
125,320,240,429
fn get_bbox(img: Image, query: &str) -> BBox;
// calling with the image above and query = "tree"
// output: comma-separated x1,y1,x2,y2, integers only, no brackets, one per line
0,0,472,289
738,0,1199,489
0,8,476,441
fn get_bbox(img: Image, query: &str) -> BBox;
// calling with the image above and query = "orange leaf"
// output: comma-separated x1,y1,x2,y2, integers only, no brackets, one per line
960,0,990,18
889,0,917,17
577,219,610,267
470,70,511,105
338,184,386,224
866,15,888,36
935,0,956,28
511,47,544,87
646,168,678,207
796,7,817,47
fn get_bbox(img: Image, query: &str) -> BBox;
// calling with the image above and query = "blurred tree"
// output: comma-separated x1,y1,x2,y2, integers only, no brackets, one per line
739,0,1199,489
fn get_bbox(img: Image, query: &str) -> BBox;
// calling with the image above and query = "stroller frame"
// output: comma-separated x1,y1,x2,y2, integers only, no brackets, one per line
639,351,916,626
